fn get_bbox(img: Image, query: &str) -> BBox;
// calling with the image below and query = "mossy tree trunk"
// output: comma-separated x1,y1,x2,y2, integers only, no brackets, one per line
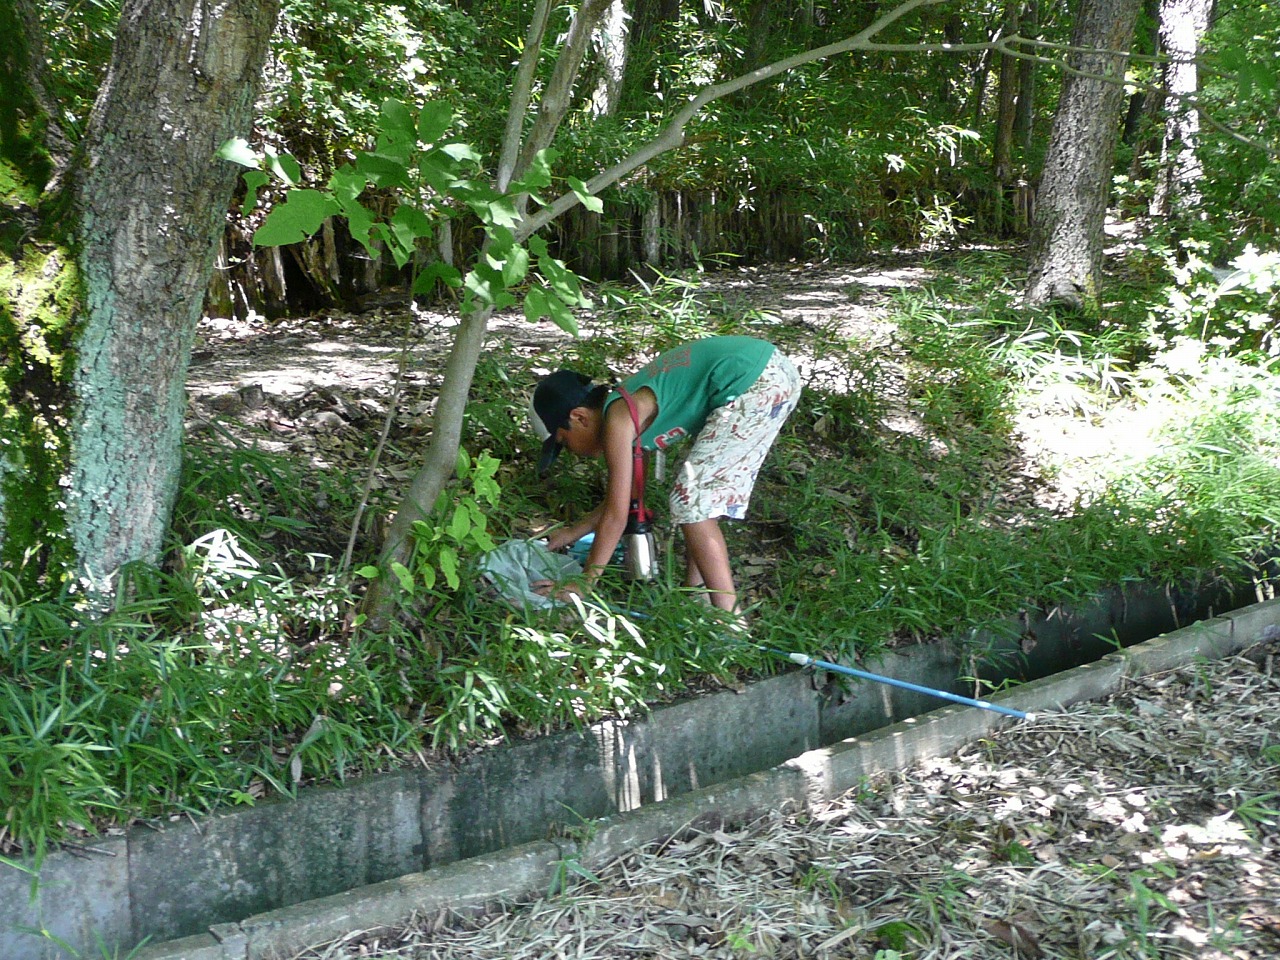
1,0,77,579
1025,0,1141,311
1,0,279,592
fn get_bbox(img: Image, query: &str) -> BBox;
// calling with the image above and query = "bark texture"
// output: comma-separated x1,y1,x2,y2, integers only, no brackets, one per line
590,0,631,117
69,0,279,585
1151,0,1212,221
1,0,78,576
1025,0,1141,310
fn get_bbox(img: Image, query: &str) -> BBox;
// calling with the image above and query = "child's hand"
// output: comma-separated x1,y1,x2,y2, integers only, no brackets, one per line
530,579,583,602
544,529,577,552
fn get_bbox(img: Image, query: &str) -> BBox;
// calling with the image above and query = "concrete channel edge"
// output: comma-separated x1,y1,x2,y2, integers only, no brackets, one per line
132,598,1280,960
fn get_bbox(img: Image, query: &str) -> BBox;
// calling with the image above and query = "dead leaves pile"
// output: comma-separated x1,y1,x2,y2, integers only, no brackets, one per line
295,641,1279,959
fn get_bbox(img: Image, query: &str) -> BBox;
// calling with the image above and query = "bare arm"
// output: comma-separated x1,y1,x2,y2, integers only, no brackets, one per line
580,400,637,585
544,503,604,552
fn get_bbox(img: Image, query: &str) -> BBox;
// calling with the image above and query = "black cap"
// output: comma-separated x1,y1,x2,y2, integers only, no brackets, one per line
529,369,594,477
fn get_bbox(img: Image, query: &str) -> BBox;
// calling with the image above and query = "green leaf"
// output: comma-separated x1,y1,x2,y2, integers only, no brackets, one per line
412,262,463,296
380,98,417,144
463,264,516,312
546,295,579,336
392,203,435,240
442,142,482,163
419,149,460,195
510,148,556,193
382,208,433,268
329,164,368,205
357,152,410,189
472,197,522,229
448,504,472,543
472,455,501,504
217,137,259,168
385,225,416,268
354,565,380,579
439,547,460,590
240,171,269,216
474,452,501,483
524,287,551,323
420,564,436,591
541,256,591,308
253,190,340,246
390,561,415,595
567,176,603,214
266,149,302,187
342,200,377,254
456,447,472,479
501,244,530,287
417,101,453,143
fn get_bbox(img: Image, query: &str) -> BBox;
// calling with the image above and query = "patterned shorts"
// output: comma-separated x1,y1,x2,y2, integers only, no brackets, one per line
669,351,802,524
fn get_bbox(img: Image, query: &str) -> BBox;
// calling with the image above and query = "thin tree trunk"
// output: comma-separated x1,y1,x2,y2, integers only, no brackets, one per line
590,0,631,117
1025,0,1141,310
369,0,616,614
1013,0,1038,150
1150,0,1212,222
993,1,1021,236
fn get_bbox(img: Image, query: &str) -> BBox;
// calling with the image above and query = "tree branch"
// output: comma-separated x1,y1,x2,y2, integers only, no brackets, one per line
513,0,614,181
520,0,953,237
998,37,1278,157
496,0,552,193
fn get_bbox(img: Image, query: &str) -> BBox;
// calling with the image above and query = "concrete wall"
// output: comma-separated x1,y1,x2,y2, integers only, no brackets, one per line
0,578,1246,959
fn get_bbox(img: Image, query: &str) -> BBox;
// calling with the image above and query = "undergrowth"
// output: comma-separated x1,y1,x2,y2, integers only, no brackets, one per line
5,247,1280,863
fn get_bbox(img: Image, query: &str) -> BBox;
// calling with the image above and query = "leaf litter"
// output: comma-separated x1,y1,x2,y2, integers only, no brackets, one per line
291,640,1280,959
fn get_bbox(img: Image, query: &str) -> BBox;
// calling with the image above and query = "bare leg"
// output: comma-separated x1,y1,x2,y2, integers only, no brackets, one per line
684,547,711,605
681,519,738,613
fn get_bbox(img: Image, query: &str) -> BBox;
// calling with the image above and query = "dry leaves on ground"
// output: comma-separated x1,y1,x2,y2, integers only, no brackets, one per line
293,640,1280,960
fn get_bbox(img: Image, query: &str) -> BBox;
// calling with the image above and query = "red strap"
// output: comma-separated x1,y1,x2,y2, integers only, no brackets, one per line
617,386,650,519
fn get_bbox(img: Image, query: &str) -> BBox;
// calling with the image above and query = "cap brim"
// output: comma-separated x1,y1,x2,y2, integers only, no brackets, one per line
537,435,562,478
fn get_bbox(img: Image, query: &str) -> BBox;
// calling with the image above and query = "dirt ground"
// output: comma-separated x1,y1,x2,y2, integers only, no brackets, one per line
186,261,919,444
289,641,1280,960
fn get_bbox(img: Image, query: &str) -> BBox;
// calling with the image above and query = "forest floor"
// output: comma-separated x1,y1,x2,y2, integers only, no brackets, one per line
287,641,1280,960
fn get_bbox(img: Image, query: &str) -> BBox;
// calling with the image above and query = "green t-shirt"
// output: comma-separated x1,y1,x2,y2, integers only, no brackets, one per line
606,336,775,451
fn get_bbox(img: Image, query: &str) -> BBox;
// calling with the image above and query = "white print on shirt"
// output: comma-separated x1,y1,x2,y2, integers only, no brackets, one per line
653,427,688,450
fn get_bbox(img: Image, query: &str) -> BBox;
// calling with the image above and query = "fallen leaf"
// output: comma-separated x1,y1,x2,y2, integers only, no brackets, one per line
983,917,1043,958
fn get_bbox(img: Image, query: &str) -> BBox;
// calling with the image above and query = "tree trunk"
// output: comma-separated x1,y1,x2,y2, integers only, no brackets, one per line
1025,0,1141,311
1013,0,1038,151
2,0,279,589
590,0,631,117
366,0,616,618
992,1,1021,236
1150,0,1212,222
